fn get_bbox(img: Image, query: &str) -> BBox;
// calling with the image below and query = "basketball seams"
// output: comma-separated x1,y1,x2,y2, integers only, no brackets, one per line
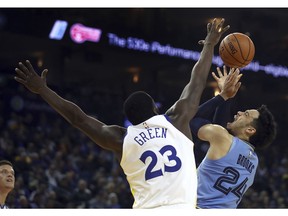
246,39,255,61
220,51,243,68
245,38,251,61
222,37,245,67
219,32,255,68
232,33,248,65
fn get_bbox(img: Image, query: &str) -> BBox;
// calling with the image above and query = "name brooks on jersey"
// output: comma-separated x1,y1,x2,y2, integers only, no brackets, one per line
237,153,255,173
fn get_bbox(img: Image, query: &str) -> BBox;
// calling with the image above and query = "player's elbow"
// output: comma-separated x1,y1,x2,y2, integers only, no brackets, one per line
68,111,88,129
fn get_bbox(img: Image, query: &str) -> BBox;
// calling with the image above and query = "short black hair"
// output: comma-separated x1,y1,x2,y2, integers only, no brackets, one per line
0,160,13,167
249,105,277,149
123,91,157,125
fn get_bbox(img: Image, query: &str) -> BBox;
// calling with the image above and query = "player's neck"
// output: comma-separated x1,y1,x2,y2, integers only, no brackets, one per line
0,192,8,205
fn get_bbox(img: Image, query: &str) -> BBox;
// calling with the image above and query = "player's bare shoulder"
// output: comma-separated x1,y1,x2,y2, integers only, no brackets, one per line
165,99,192,124
164,100,193,140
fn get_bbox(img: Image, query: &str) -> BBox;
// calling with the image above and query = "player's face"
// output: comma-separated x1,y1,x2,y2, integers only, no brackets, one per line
0,165,15,191
227,109,259,131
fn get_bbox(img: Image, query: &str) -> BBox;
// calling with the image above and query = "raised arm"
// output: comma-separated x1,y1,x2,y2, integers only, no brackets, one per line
212,66,242,126
193,67,242,120
179,19,229,103
14,60,125,158
190,68,242,159
166,18,230,137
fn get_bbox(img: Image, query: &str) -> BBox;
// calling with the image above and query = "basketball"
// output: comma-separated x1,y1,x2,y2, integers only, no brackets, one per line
219,32,255,68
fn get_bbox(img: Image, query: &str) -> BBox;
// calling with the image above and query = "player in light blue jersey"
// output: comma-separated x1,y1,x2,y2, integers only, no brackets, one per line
191,66,277,208
0,160,15,209
14,19,230,208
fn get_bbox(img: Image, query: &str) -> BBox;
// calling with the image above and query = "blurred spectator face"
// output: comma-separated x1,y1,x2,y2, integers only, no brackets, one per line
78,179,87,190
19,195,29,207
0,164,15,192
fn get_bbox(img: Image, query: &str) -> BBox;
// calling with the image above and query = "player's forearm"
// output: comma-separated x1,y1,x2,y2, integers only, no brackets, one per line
195,94,225,119
179,43,215,102
213,98,233,128
193,43,214,83
38,86,84,126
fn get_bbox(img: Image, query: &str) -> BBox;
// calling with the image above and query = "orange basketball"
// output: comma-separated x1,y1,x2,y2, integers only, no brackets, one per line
219,32,255,68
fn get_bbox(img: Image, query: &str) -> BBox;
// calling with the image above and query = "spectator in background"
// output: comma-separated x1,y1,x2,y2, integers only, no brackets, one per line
0,160,15,209
72,179,92,208
0,79,287,208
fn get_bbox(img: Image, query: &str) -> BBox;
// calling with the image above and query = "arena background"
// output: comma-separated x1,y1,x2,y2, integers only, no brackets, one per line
0,8,288,208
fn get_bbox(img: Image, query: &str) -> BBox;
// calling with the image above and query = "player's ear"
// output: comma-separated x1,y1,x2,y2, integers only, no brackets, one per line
246,127,256,136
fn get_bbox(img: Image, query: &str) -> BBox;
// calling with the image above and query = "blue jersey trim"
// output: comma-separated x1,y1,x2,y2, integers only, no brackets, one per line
164,114,171,122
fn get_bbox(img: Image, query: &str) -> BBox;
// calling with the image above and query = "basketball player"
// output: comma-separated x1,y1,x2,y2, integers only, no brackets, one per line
14,18,229,209
191,66,277,208
0,160,15,209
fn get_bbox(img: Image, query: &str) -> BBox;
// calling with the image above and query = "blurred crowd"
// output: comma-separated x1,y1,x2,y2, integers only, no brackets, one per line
1,78,288,208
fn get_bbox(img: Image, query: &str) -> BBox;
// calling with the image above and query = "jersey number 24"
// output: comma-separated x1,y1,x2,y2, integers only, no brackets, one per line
213,166,248,204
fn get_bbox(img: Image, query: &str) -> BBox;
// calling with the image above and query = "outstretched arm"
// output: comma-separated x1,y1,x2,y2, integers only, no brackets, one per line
166,18,230,137
14,60,124,158
191,68,242,141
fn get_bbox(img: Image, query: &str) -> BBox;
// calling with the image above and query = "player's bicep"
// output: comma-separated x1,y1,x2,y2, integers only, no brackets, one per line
180,83,202,103
198,124,229,145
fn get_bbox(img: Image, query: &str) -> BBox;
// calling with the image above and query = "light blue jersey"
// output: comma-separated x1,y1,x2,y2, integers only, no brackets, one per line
197,136,258,208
